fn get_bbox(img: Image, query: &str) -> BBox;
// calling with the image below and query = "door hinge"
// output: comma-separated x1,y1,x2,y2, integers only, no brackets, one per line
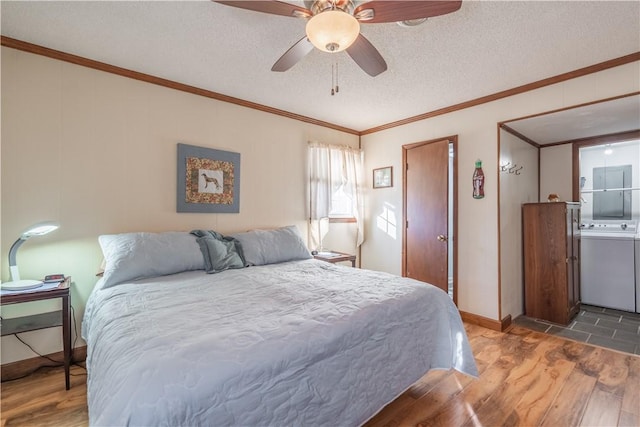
406,220,409,229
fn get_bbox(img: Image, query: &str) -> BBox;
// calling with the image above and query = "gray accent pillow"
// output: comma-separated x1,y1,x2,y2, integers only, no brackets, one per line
232,225,312,266
98,232,205,289
190,230,246,273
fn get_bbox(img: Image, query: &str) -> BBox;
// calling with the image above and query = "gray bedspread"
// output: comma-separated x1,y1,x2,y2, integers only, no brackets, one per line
83,259,477,426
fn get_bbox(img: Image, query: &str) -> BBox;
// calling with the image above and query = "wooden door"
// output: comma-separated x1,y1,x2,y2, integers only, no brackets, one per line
403,139,450,293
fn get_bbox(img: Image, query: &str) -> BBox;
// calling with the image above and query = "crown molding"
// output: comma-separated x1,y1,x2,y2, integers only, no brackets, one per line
360,52,640,135
3,36,638,138
0,36,360,136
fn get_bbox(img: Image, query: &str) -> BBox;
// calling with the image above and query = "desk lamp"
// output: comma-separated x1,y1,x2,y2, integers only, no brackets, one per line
2,221,59,291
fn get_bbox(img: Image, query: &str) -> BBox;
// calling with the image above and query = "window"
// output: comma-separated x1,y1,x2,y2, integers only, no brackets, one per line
329,185,355,220
308,142,364,247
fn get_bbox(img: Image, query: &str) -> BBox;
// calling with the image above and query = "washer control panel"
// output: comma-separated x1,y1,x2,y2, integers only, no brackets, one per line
582,221,637,233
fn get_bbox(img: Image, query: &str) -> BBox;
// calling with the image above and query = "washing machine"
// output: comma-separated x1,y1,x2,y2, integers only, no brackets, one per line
581,221,637,312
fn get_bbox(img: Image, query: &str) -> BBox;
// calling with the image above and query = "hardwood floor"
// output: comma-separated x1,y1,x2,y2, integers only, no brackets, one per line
1,364,87,427
1,323,638,427
366,324,640,427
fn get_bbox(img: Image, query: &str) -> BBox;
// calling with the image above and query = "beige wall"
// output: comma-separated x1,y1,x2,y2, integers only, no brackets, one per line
0,47,359,363
540,144,574,203
499,130,539,320
361,61,640,321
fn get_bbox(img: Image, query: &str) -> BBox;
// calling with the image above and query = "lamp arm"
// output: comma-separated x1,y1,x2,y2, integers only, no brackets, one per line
8,238,27,281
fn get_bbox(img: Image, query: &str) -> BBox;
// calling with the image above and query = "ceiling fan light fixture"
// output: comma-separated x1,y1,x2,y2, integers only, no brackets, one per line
305,10,360,53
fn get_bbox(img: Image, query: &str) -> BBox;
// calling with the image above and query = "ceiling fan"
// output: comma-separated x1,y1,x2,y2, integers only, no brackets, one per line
214,0,462,77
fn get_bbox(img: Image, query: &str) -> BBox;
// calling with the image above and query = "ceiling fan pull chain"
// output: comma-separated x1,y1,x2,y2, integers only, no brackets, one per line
330,61,339,96
331,63,335,95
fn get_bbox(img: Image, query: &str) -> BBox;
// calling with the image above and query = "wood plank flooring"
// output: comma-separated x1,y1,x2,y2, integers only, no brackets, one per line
1,364,87,427
366,324,640,427
1,323,638,427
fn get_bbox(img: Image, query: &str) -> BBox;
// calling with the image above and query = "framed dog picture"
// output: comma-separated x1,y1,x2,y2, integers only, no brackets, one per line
176,143,240,213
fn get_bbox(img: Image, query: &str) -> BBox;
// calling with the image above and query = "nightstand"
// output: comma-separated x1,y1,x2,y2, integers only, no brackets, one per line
1,277,72,390
313,251,357,267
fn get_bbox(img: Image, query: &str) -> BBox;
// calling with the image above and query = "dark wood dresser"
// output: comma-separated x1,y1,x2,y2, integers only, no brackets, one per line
522,202,581,325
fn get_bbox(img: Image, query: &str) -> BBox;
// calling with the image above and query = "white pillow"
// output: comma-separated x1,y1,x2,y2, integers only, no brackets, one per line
232,225,312,266
98,232,205,288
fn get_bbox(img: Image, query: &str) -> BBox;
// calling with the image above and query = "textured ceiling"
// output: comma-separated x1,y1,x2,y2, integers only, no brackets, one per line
1,1,639,132
506,94,640,146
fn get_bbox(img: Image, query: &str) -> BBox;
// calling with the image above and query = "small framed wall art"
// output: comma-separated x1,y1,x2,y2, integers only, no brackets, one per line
177,143,240,213
373,166,393,189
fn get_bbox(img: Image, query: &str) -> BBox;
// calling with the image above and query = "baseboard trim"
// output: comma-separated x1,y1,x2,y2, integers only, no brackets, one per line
1,346,87,382
460,311,512,332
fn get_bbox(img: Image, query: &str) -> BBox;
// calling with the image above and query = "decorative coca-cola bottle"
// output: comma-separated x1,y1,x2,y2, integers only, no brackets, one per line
473,160,485,199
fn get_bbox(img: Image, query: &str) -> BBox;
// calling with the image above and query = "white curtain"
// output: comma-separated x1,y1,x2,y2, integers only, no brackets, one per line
308,141,364,250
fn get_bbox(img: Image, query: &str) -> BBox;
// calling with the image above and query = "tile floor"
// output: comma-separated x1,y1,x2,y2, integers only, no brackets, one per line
514,304,640,356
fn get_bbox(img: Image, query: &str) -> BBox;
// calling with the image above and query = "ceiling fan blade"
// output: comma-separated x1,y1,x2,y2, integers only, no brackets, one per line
346,34,387,77
355,1,462,23
214,1,311,18
271,36,314,72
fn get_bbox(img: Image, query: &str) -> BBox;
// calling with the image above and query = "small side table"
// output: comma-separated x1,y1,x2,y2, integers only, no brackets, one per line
314,251,357,267
1,277,72,390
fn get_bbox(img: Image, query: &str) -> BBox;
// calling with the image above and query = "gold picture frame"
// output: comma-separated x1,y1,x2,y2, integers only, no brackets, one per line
373,166,393,189
177,143,240,213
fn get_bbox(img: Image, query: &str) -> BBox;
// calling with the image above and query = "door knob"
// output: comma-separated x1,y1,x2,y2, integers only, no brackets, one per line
437,234,448,242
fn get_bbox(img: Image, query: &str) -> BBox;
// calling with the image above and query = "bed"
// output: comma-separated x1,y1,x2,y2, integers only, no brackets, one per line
82,227,477,426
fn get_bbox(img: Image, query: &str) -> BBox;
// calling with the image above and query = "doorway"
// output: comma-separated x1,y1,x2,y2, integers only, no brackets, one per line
576,138,640,314
403,136,457,303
